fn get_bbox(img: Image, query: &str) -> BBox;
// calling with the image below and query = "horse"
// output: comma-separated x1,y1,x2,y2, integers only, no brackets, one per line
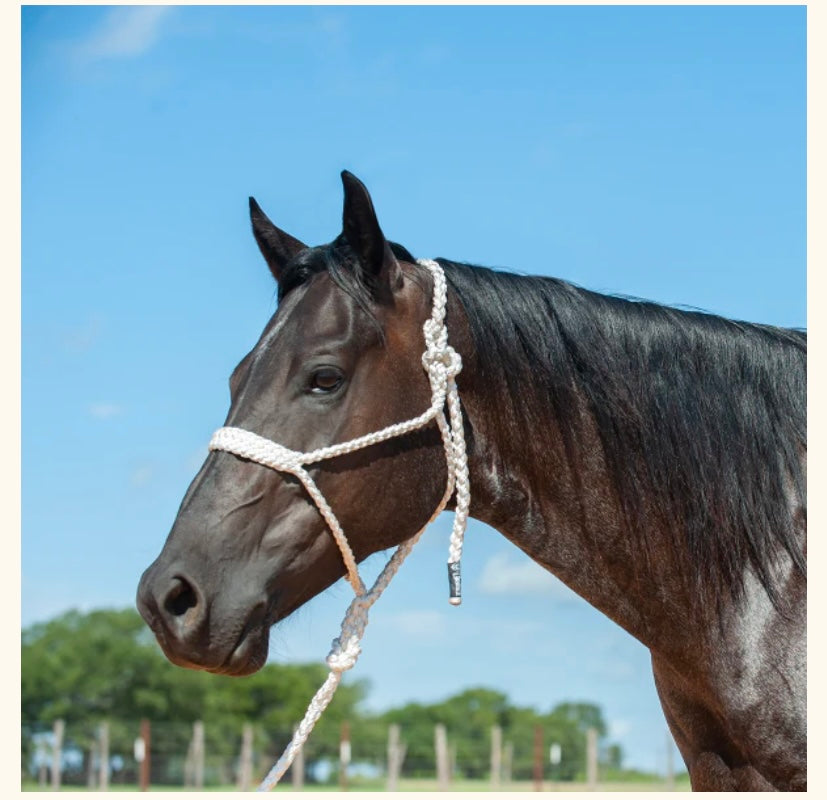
137,171,806,791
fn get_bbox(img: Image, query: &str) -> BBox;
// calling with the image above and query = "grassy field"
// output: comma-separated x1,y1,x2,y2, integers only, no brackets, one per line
22,776,693,792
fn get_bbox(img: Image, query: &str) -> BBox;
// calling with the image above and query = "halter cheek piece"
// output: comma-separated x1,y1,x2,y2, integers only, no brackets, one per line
208,259,470,791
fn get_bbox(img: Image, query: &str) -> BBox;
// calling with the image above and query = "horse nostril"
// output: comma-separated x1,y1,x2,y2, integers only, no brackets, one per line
164,576,199,619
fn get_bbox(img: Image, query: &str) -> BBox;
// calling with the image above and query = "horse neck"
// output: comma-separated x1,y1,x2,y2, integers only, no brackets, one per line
459,380,671,648
440,260,804,659
442,274,696,654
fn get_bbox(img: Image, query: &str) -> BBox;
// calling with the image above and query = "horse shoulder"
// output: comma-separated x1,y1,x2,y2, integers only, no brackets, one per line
651,556,806,791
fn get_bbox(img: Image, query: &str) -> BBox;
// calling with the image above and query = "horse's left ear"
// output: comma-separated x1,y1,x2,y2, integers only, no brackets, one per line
341,171,402,301
249,197,307,284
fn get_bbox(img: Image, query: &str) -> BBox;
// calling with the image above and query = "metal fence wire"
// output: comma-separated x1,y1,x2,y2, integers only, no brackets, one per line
23,718,681,790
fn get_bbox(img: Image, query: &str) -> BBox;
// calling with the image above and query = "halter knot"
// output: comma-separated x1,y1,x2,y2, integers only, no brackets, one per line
421,316,462,382
422,343,461,375
326,635,361,672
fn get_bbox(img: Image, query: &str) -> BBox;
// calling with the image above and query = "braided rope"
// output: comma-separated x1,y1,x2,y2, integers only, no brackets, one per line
207,259,470,791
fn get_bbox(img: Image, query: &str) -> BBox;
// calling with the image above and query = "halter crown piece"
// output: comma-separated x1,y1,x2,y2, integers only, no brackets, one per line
208,259,470,791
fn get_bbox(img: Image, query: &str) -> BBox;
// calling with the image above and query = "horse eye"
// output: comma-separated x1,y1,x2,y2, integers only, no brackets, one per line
309,367,344,394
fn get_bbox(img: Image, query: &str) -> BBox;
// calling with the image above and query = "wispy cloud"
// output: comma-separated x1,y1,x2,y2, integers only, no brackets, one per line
383,610,448,642
479,552,578,600
89,403,122,420
130,466,154,488
609,718,633,739
72,7,172,63
63,315,103,353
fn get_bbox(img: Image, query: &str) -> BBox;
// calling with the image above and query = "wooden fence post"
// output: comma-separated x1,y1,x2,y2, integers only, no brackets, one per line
86,738,98,788
386,723,406,791
339,721,351,791
435,723,450,790
291,724,305,789
193,720,205,789
50,718,64,790
532,724,543,791
490,725,502,788
503,740,513,785
586,727,598,789
139,718,150,792
98,721,109,791
238,723,254,790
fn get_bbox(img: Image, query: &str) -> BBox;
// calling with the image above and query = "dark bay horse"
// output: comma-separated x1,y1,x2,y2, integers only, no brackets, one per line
137,172,806,791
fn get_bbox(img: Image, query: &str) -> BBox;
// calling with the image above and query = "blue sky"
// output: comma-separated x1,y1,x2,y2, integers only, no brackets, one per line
21,5,805,775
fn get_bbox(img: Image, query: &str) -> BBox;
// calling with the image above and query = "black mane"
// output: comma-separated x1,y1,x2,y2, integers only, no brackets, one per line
279,241,807,612
441,259,806,613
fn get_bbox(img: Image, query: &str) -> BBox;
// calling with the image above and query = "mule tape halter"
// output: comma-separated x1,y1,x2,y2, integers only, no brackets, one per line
208,258,470,791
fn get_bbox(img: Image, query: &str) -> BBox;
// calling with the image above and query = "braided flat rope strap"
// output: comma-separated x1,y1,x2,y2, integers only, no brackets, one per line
208,259,470,791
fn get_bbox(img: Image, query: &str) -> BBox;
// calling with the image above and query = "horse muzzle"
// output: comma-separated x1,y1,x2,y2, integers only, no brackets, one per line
136,560,273,676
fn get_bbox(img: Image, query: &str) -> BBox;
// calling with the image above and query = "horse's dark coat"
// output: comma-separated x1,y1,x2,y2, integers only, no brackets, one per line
137,172,806,790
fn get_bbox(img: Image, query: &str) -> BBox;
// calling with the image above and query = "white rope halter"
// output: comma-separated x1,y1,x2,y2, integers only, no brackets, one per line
208,259,470,791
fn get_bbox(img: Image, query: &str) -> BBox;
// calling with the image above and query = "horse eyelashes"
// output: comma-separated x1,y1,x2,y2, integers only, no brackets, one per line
309,367,345,394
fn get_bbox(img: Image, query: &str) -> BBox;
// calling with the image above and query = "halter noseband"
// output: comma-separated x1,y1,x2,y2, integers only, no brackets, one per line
208,258,470,790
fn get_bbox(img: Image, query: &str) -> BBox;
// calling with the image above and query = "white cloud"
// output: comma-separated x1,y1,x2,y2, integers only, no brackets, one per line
130,466,153,488
73,7,171,62
384,610,448,641
609,718,633,739
478,552,579,600
89,403,122,419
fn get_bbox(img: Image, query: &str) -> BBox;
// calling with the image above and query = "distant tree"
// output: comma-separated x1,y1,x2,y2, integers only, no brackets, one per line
550,701,607,737
22,609,190,748
22,608,625,786
546,701,608,781
380,690,612,782
605,742,624,770
21,608,190,777
382,701,439,776
433,688,511,778
21,608,367,780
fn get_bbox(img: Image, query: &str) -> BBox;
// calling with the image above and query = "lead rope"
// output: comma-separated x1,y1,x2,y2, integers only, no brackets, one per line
207,259,470,791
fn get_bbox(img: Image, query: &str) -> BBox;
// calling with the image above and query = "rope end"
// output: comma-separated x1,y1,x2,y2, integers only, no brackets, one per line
448,561,461,606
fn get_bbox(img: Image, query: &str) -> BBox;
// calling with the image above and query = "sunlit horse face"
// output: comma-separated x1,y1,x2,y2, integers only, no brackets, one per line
137,173,448,675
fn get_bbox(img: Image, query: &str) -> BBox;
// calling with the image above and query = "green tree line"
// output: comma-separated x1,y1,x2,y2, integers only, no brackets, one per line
22,608,623,784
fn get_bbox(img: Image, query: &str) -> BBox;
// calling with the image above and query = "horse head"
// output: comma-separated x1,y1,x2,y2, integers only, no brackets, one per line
136,172,453,675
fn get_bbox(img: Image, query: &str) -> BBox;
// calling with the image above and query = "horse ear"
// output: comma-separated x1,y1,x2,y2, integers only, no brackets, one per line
249,197,307,283
340,171,402,301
